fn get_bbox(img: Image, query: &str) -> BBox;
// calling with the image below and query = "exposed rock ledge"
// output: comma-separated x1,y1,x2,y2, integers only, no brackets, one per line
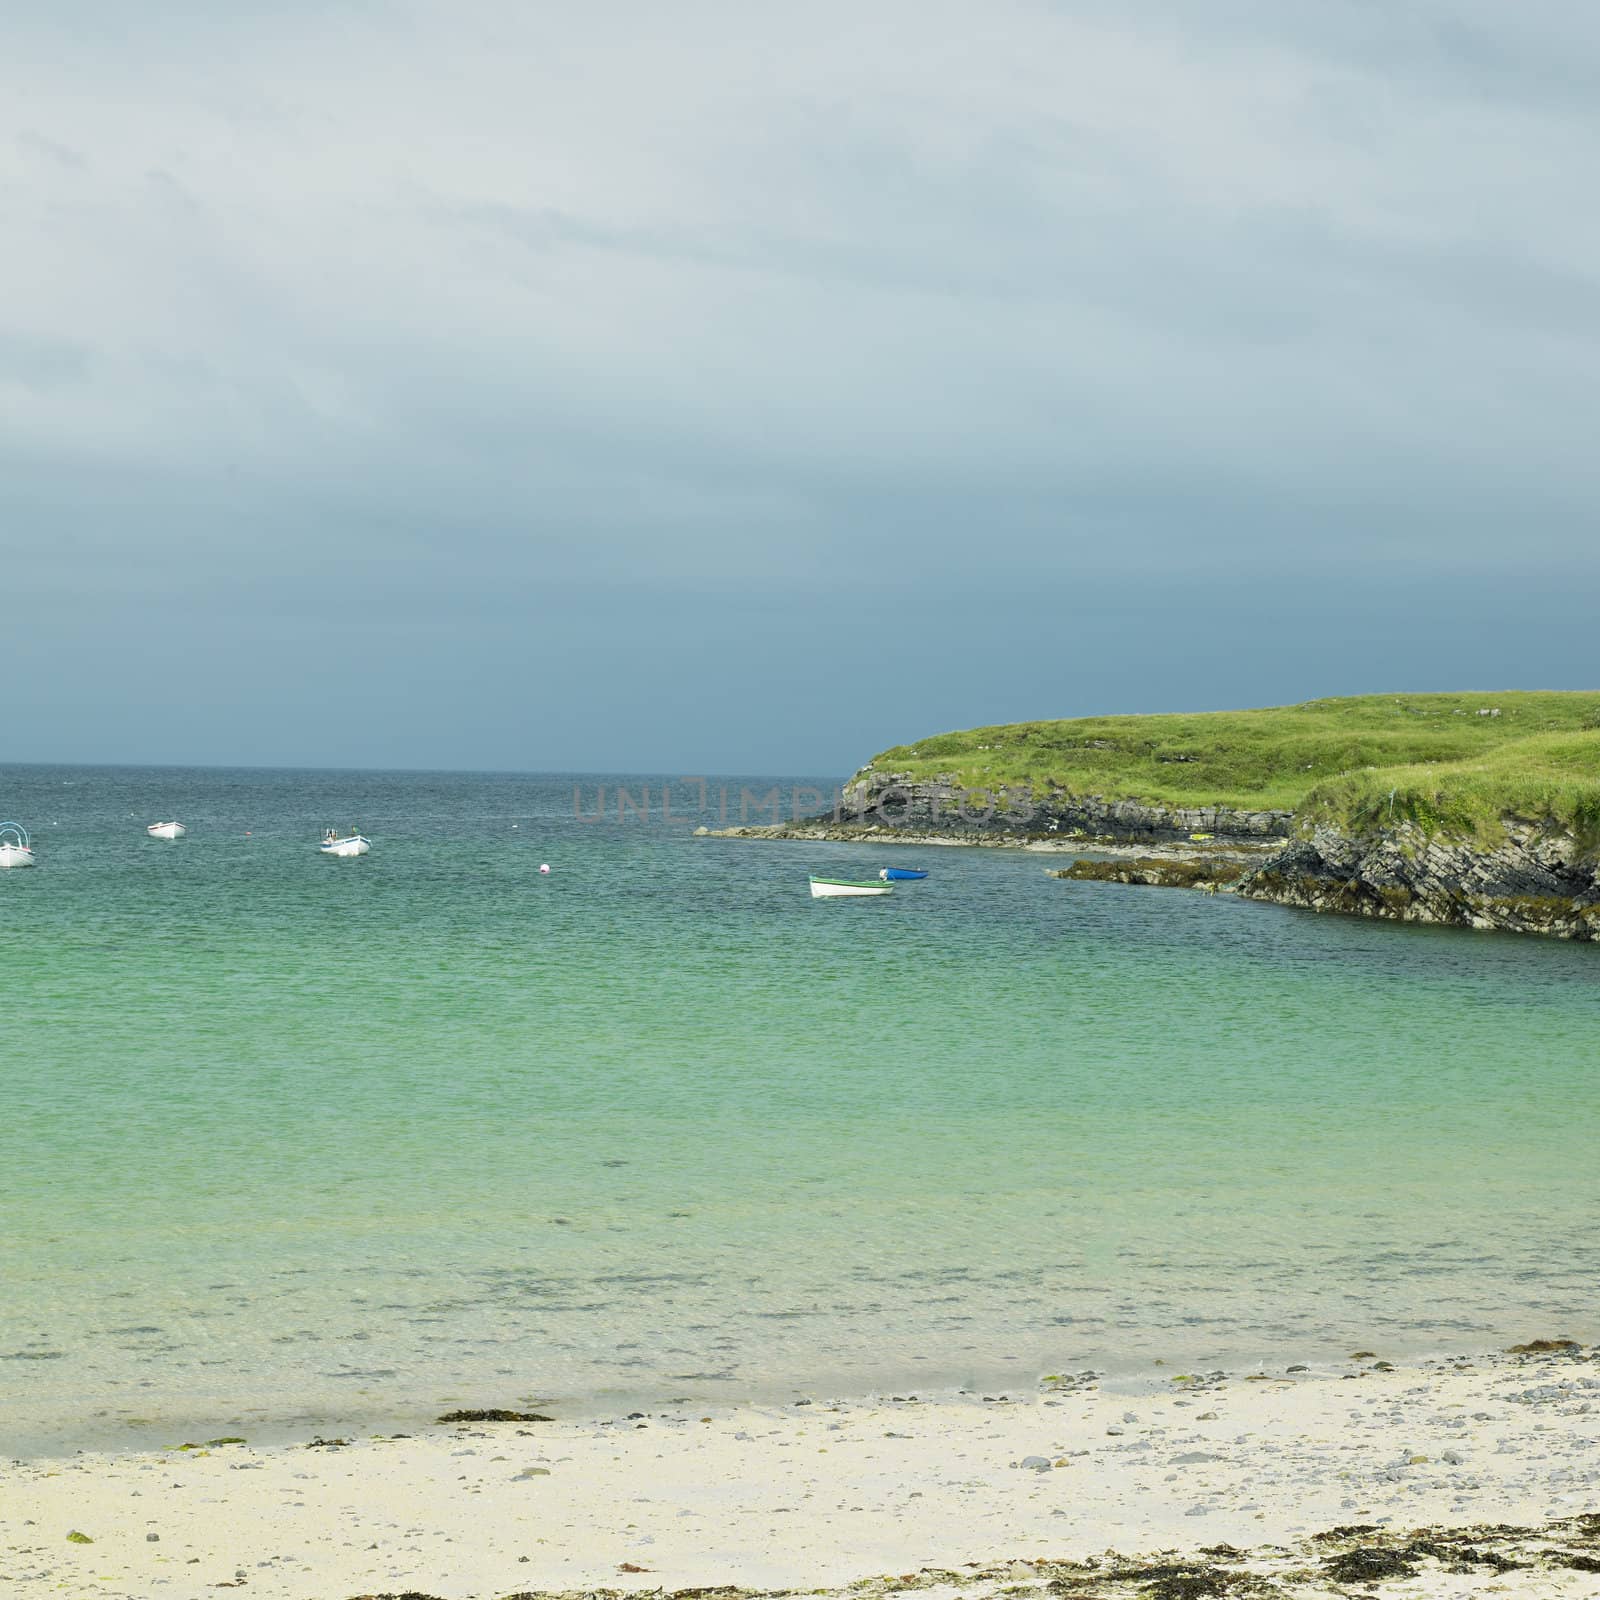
1054,856,1248,890
1049,821,1600,940
701,820,1279,863
704,775,1291,848
703,784,1600,940
1237,819,1600,940
832,773,1295,843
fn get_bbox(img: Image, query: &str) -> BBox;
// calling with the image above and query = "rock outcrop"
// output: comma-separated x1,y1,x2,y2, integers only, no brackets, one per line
1237,820,1600,940
837,772,1292,843
708,769,1600,941
1054,857,1247,889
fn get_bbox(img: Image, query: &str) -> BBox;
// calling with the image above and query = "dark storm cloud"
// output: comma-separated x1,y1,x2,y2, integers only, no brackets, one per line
3,1,1597,767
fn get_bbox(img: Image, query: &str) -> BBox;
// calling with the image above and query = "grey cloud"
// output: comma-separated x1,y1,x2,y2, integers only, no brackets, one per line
0,331,91,390
15,129,86,168
2,0,1598,767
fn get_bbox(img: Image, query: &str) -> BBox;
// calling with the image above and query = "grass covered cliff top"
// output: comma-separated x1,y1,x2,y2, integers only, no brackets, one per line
859,692,1600,838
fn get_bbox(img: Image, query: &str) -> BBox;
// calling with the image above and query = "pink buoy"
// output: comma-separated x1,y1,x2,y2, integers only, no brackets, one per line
539,863,551,874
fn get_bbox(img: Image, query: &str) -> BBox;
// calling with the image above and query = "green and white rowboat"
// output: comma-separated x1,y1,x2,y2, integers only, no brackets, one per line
809,875,894,899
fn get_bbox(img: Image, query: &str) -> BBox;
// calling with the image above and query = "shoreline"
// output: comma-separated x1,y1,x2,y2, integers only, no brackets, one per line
6,1345,1599,1598
701,822,1282,864
703,820,1600,941
14,1311,1600,1467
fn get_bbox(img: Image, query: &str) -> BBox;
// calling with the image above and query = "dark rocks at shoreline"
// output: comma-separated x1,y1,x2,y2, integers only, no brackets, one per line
1053,858,1247,890
1236,821,1600,942
1089,824,1600,941
706,783,1600,942
836,774,1294,845
703,821,1280,862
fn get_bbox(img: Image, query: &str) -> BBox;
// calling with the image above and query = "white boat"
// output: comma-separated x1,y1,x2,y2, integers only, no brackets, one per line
809,875,893,898
0,823,35,869
147,821,187,839
320,829,371,857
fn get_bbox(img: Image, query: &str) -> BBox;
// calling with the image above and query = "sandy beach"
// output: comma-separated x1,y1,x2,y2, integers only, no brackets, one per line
5,1345,1599,1598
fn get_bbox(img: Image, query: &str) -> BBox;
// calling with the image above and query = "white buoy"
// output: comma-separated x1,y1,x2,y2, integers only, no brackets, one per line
539,863,550,874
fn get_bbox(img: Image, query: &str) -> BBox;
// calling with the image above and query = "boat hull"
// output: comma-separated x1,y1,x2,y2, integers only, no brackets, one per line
880,868,928,880
0,845,34,868
319,837,371,857
147,822,187,839
809,876,892,898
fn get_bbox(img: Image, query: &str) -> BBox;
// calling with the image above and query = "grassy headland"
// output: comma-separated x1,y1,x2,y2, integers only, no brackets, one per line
860,692,1600,841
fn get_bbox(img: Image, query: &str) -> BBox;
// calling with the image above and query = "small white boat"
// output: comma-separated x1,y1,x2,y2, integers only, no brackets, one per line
147,821,187,839
809,875,892,898
320,829,371,857
0,823,35,869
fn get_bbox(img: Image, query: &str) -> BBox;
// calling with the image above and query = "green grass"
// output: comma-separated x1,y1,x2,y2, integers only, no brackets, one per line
1298,730,1600,846
860,692,1600,840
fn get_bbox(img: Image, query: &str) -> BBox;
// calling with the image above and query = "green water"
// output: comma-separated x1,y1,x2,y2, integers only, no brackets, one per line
2,765,1597,1453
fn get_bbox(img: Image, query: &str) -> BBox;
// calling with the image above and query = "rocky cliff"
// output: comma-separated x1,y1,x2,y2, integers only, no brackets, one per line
711,768,1600,941
836,771,1292,843
1236,819,1600,940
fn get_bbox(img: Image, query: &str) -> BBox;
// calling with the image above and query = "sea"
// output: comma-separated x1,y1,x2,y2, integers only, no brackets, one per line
2,764,1597,1455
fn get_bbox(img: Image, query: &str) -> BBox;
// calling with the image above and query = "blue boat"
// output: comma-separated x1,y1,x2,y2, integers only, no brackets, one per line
879,867,928,881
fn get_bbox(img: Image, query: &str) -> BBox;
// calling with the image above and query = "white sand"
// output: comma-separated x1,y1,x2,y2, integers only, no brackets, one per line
4,1348,1599,1598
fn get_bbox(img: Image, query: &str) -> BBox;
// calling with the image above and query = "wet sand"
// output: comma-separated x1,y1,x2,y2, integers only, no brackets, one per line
5,1345,1600,1597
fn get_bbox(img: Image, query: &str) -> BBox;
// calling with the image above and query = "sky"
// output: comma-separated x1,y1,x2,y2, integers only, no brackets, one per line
4,0,1599,773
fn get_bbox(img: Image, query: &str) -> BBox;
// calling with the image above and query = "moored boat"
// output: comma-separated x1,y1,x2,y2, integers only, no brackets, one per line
809,875,892,898
319,829,371,857
147,821,187,839
0,823,35,868
879,867,928,881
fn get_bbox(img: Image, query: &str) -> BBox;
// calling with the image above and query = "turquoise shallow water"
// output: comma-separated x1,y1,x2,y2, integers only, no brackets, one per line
2,765,1597,1453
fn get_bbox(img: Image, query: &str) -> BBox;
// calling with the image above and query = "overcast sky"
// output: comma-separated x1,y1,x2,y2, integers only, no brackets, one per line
4,1,1598,772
